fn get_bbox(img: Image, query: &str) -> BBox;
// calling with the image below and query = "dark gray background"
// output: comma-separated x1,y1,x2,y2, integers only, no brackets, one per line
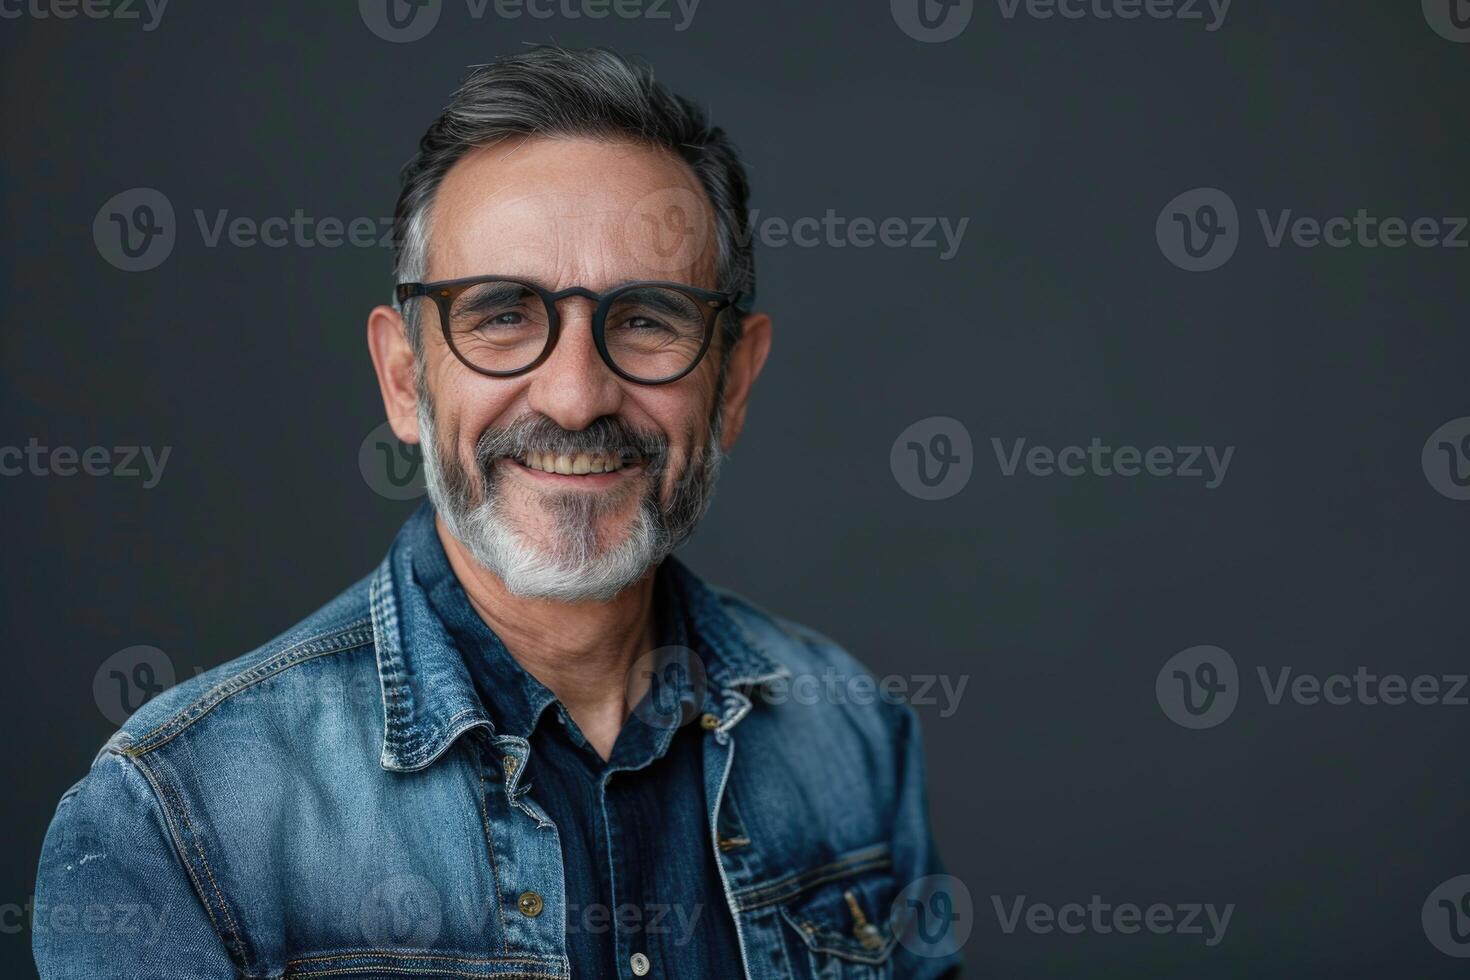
2,1,1467,976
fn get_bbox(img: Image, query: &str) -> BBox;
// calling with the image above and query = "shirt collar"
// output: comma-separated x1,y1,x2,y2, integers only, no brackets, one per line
372,504,787,772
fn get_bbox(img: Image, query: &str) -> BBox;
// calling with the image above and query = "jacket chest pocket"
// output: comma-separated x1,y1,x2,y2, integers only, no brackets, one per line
773,853,897,979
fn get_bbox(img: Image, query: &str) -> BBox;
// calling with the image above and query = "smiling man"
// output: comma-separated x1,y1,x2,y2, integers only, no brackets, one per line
34,47,961,980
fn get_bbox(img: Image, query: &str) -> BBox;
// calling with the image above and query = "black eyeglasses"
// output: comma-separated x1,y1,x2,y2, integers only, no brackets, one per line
396,276,751,386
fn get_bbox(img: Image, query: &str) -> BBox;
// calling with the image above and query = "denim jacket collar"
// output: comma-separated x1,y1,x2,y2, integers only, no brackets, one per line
371,505,787,772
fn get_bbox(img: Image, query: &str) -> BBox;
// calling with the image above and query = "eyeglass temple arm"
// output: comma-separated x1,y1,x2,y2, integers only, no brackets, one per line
395,283,428,305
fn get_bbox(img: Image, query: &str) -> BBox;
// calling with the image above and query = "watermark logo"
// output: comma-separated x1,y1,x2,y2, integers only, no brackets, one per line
359,0,442,41
892,875,974,957
359,420,425,500
1424,875,1470,957
1157,187,1238,272
359,873,442,946
93,645,175,726
1160,650,1466,728
1423,0,1470,43
891,417,973,500
1156,645,1238,730
624,187,713,275
1160,188,1467,271
94,188,175,272
1422,417,1470,501
626,645,708,729
95,188,400,271
891,0,974,43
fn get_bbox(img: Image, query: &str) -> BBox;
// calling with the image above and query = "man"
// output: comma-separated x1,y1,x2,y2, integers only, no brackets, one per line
35,47,961,979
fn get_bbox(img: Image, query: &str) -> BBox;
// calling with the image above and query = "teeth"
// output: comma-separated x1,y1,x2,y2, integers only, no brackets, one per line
520,451,628,474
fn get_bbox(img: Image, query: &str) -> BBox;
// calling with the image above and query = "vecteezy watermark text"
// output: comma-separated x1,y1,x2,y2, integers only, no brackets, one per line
740,209,968,260
359,0,699,42
756,670,969,718
0,0,167,30
1158,187,1468,272
995,0,1230,31
1157,646,1468,729
993,895,1234,946
0,440,170,488
992,437,1234,489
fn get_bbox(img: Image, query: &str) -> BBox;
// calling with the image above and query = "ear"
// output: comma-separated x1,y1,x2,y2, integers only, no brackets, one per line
367,304,422,445
717,311,773,453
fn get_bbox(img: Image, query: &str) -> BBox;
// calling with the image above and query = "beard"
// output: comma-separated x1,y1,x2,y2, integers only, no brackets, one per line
415,388,725,603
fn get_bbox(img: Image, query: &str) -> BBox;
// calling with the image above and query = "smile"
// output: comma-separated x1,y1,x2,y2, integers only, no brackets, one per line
514,450,637,476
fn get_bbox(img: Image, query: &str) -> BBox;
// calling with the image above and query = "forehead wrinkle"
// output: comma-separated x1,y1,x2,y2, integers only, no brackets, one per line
431,142,720,288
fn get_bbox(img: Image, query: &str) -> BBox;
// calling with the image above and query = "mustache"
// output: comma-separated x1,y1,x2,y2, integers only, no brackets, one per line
472,415,670,471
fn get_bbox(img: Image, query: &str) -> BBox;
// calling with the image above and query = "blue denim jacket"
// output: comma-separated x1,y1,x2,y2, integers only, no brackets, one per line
34,513,961,979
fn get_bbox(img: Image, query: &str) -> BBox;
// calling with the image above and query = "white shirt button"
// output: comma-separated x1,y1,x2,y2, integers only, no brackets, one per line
630,952,651,976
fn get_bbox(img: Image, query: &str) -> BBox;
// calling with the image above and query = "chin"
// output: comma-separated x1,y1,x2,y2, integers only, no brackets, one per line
459,498,672,603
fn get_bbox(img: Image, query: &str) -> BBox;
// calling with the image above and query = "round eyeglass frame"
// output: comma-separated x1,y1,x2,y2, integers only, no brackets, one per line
395,275,751,386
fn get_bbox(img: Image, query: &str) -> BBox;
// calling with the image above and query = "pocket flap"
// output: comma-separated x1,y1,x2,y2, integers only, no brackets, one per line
778,866,897,965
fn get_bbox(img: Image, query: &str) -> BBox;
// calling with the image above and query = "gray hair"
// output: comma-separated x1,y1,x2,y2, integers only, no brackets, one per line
391,46,756,356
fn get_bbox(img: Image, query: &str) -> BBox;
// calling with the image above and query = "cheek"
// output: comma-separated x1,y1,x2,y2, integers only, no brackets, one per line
430,364,527,452
639,361,720,434
631,384,716,493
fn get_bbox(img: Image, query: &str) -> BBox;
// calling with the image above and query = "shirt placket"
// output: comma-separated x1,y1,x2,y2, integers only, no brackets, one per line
479,732,570,972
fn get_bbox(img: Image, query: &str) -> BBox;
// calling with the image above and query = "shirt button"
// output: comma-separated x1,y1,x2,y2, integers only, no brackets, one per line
629,952,651,976
698,712,720,731
516,891,543,917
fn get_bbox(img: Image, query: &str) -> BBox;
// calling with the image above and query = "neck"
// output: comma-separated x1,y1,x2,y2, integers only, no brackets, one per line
435,514,658,760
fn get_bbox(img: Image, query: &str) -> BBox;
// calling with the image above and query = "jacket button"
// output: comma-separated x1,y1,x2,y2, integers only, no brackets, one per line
502,755,519,776
516,891,543,917
629,952,651,975
698,712,720,731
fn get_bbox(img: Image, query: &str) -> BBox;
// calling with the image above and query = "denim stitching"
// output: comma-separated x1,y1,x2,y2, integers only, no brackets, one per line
129,751,253,971
126,623,375,755
733,845,893,911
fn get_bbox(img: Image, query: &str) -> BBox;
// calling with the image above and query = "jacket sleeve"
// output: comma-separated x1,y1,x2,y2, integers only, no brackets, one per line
888,702,966,979
33,741,238,980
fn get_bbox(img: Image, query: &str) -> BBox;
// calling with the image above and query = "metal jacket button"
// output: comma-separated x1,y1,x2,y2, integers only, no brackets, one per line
516,891,543,917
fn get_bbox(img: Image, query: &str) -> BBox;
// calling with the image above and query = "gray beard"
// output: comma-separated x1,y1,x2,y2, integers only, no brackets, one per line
416,397,724,603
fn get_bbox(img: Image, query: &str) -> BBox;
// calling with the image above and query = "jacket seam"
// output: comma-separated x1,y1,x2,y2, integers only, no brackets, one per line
288,970,561,979
125,621,375,756
289,952,563,966
123,749,255,973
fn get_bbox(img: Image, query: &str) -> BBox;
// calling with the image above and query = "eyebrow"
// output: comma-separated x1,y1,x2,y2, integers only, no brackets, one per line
457,281,536,313
610,286,701,318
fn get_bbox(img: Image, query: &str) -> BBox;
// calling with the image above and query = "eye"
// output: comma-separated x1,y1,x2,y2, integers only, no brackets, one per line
479,310,527,329
620,315,675,333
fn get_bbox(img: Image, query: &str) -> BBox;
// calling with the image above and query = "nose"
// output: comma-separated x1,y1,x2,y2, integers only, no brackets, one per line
524,302,625,431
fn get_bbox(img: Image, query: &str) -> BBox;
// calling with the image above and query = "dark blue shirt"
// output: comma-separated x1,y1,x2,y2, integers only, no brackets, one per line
412,525,744,979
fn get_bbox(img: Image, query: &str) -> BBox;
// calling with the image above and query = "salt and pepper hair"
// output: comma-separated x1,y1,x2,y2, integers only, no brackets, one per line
391,45,756,356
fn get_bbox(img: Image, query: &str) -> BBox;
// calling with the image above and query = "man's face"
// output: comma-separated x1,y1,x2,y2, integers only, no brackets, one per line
374,136,766,601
